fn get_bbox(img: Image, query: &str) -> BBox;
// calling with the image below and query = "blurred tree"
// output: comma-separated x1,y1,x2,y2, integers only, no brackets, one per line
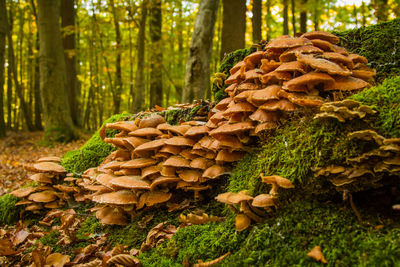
183,0,219,102
300,0,307,33
371,0,389,22
283,0,289,34
0,0,6,137
291,0,296,35
252,0,262,42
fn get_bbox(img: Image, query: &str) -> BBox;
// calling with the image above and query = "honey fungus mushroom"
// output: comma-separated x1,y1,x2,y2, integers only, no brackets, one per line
260,174,294,196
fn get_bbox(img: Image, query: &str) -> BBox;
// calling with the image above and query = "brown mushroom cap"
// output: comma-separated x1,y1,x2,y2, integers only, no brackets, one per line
10,187,38,198
249,109,280,123
236,82,261,92
141,165,162,179
190,157,214,170
326,76,371,91
159,145,182,155
254,122,279,134
29,173,54,184
265,36,312,49
102,161,123,171
260,59,281,73
203,165,230,179
121,158,158,169
249,85,281,105
216,135,244,150
164,156,190,168
36,156,61,163
244,50,264,65
259,99,297,112
215,97,233,111
216,150,245,163
96,173,119,189
164,136,196,147
92,190,138,205
134,139,166,155
235,213,251,231
279,45,323,62
252,194,275,207
137,191,172,209
150,176,181,190
348,53,368,64
96,206,129,226
184,125,210,137
180,149,198,160
139,114,166,128
110,176,151,190
28,190,58,203
178,170,202,182
296,53,352,76
283,72,335,92
301,31,339,44
129,128,163,137
223,102,256,117
261,174,294,188
230,61,245,75
321,52,354,68
310,39,334,52
209,122,254,136
106,121,138,132
275,61,307,74
225,70,242,85
123,137,149,150
32,162,66,174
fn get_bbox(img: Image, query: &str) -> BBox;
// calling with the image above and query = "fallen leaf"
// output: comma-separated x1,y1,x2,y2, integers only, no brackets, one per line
0,238,19,256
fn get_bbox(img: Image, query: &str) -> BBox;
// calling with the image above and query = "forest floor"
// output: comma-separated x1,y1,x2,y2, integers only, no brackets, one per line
0,132,87,197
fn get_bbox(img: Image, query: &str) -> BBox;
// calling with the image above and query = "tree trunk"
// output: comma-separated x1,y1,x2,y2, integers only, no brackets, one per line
37,0,75,142
220,0,246,59
372,0,389,22
0,0,6,137
252,0,262,43
183,0,219,102
149,0,163,108
61,0,81,127
313,0,319,31
283,0,289,35
109,0,123,114
176,0,184,102
265,0,272,41
133,0,148,113
291,0,296,35
300,0,307,33
361,1,367,27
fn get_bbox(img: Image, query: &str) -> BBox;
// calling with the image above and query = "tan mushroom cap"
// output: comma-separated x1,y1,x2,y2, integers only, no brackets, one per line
310,39,334,52
236,82,261,92
33,162,66,174
159,145,182,155
121,158,158,169
249,85,281,105
265,36,312,49
209,111,225,125
36,156,61,163
209,122,254,136
141,164,162,179
216,150,245,163
275,61,308,74
137,191,172,209
260,70,292,83
254,122,279,134
203,165,229,179
160,165,176,176
106,121,138,132
301,31,339,44
165,136,196,147
10,187,37,198
184,125,210,137
249,109,280,123
230,61,245,75
321,52,354,68
129,127,163,137
180,149,198,160
215,97,233,111
96,173,120,189
44,201,62,209
233,90,257,102
134,139,166,155
29,173,54,184
104,137,128,149
92,190,138,205
224,84,237,96
164,156,190,168
190,157,213,170
279,45,324,62
279,91,324,107
177,170,201,183
259,99,297,112
244,69,262,81
110,176,151,190
252,194,275,207
351,69,376,80
28,190,58,203
327,76,371,91
235,213,251,231
216,191,253,205
216,135,244,150
123,136,149,149
150,176,181,190
15,199,33,206
283,72,335,92
348,53,368,64
96,206,128,226
102,161,123,170
296,53,352,76
82,184,112,193
261,174,294,188
53,184,77,193
25,203,43,211
139,114,166,128
260,59,281,73
225,70,242,85
244,50,264,65
223,102,256,116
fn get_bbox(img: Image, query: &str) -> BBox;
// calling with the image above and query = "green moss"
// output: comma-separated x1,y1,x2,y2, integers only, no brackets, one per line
61,113,131,174
0,194,21,225
39,231,62,253
335,18,400,83
75,216,102,240
350,76,400,138
212,48,256,101
40,126,79,145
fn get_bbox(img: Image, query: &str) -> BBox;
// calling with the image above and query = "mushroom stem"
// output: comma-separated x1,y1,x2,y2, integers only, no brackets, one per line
249,205,269,218
269,183,279,196
228,204,240,214
344,190,363,224
240,201,263,223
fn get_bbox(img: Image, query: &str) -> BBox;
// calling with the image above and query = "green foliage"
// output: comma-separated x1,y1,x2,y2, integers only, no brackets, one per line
212,48,256,101
61,113,131,174
75,216,103,240
0,194,21,225
350,76,400,138
40,126,79,145
335,18,400,83
39,231,62,253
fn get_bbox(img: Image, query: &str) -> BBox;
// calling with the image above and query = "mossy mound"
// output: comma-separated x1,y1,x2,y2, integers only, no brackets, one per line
335,18,400,83
0,194,21,225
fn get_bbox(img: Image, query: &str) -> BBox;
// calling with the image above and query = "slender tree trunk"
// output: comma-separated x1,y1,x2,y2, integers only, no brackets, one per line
300,0,307,33
183,0,219,102
372,0,389,22
61,0,81,127
313,0,319,31
109,0,123,114
265,0,272,41
176,0,184,102
133,0,148,113
361,1,367,27
283,0,289,35
220,0,246,59
353,4,358,27
37,0,75,141
291,0,296,35
149,0,163,108
0,0,6,137
6,15,12,129
252,0,262,43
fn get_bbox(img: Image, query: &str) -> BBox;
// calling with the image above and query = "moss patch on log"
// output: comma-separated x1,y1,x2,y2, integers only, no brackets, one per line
0,194,21,225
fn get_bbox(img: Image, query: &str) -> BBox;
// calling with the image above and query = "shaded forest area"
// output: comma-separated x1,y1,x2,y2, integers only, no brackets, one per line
0,0,399,141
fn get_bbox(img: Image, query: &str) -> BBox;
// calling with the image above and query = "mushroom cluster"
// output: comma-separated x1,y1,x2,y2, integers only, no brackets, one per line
314,129,400,191
75,114,233,225
215,174,294,231
314,99,376,122
10,157,69,212
216,31,374,135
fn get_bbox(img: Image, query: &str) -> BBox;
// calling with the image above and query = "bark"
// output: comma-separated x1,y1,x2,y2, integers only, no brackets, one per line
300,0,307,33
176,0,183,102
313,0,319,31
291,0,296,35
6,11,12,129
361,1,367,27
109,0,123,114
61,0,81,127
183,0,219,102
0,0,6,137
149,0,163,108
265,0,272,41
371,0,389,22
220,0,246,59
37,0,75,141
283,0,289,35
252,0,262,43
133,0,148,113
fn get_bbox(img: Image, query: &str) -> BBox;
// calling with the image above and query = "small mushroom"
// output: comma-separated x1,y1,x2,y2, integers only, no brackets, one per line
260,174,294,196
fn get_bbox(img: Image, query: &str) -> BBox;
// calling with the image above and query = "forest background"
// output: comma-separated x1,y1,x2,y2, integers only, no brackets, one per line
0,0,398,141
